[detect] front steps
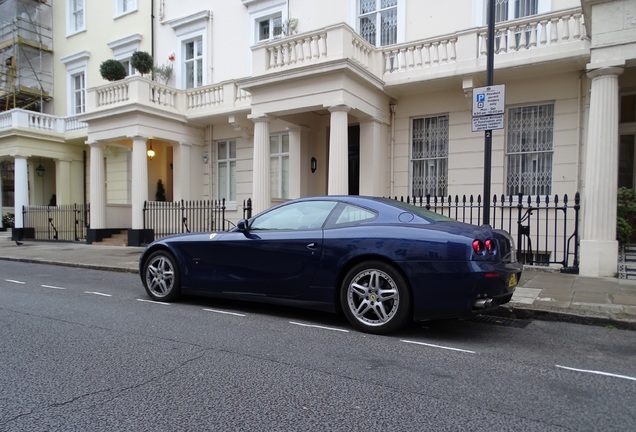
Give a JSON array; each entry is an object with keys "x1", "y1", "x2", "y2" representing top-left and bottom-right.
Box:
[{"x1": 94, "y1": 230, "x2": 128, "y2": 246}]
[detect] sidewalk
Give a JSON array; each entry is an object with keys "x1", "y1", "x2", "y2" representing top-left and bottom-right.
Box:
[{"x1": 1, "y1": 231, "x2": 635, "y2": 329}]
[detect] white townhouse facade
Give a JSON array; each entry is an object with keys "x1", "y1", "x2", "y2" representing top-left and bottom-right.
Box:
[{"x1": 1, "y1": 0, "x2": 636, "y2": 278}]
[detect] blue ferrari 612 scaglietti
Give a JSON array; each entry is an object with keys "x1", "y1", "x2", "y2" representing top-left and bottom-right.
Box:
[{"x1": 139, "y1": 196, "x2": 522, "y2": 334}]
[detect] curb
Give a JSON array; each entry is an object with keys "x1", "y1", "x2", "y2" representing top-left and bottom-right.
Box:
[
  {"x1": 484, "y1": 304, "x2": 636, "y2": 331},
  {"x1": 0, "y1": 256, "x2": 139, "y2": 274}
]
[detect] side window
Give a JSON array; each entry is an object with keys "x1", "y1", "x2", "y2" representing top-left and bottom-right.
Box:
[
  {"x1": 506, "y1": 103, "x2": 554, "y2": 196},
  {"x1": 358, "y1": 0, "x2": 398, "y2": 46},
  {"x1": 183, "y1": 36, "x2": 204, "y2": 89},
  {"x1": 115, "y1": 0, "x2": 137, "y2": 18},
  {"x1": 411, "y1": 114, "x2": 449, "y2": 197},
  {"x1": 270, "y1": 133, "x2": 289, "y2": 199},
  {"x1": 334, "y1": 204, "x2": 376, "y2": 225},
  {"x1": 257, "y1": 13, "x2": 283, "y2": 42},
  {"x1": 251, "y1": 201, "x2": 337, "y2": 231},
  {"x1": 60, "y1": 51, "x2": 89, "y2": 115},
  {"x1": 217, "y1": 139, "x2": 237, "y2": 202},
  {"x1": 67, "y1": 0, "x2": 85, "y2": 35}
]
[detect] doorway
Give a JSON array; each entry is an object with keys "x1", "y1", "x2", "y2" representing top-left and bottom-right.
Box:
[{"x1": 348, "y1": 125, "x2": 359, "y2": 195}]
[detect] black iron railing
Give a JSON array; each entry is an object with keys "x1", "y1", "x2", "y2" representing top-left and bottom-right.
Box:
[
  {"x1": 22, "y1": 204, "x2": 89, "y2": 241},
  {"x1": 143, "y1": 199, "x2": 253, "y2": 239},
  {"x1": 393, "y1": 193, "x2": 580, "y2": 272}
]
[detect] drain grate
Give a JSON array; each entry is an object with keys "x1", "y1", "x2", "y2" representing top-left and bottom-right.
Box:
[{"x1": 471, "y1": 314, "x2": 532, "y2": 328}]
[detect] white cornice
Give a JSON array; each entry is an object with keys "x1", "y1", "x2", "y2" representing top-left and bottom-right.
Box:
[
  {"x1": 60, "y1": 50, "x2": 90, "y2": 65},
  {"x1": 167, "y1": 10, "x2": 212, "y2": 30}
]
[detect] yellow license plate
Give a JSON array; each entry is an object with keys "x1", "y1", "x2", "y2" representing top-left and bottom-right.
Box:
[{"x1": 508, "y1": 274, "x2": 518, "y2": 287}]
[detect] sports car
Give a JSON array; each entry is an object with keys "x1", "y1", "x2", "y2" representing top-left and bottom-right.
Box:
[{"x1": 139, "y1": 196, "x2": 522, "y2": 334}]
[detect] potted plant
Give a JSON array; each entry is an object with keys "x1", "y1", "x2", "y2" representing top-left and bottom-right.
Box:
[
  {"x1": 131, "y1": 51, "x2": 153, "y2": 77},
  {"x1": 99, "y1": 59, "x2": 127, "y2": 81}
]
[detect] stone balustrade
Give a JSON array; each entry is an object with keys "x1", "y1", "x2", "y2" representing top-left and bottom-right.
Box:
[
  {"x1": 88, "y1": 76, "x2": 251, "y2": 117},
  {"x1": 0, "y1": 109, "x2": 86, "y2": 133},
  {"x1": 478, "y1": 8, "x2": 585, "y2": 56}
]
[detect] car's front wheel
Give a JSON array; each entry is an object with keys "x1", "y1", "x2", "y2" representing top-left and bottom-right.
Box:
[
  {"x1": 143, "y1": 250, "x2": 181, "y2": 301},
  {"x1": 340, "y1": 261, "x2": 411, "y2": 334}
]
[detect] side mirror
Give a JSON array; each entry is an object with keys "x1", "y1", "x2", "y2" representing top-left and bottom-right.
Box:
[{"x1": 237, "y1": 219, "x2": 249, "y2": 231}]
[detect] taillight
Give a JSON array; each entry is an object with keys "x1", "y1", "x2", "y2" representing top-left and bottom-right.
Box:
[
  {"x1": 473, "y1": 239, "x2": 496, "y2": 256},
  {"x1": 472, "y1": 240, "x2": 483, "y2": 255},
  {"x1": 485, "y1": 239, "x2": 495, "y2": 254}
]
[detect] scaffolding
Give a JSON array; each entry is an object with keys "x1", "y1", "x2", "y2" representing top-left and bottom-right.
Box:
[{"x1": 0, "y1": 0, "x2": 52, "y2": 112}]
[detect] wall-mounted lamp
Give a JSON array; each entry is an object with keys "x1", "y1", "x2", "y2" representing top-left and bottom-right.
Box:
[
  {"x1": 310, "y1": 157, "x2": 317, "y2": 173},
  {"x1": 202, "y1": 153, "x2": 209, "y2": 164},
  {"x1": 35, "y1": 161, "x2": 45, "y2": 177},
  {"x1": 147, "y1": 144, "x2": 155, "y2": 160}
]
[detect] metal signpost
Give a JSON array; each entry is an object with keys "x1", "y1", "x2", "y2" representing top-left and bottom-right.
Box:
[{"x1": 477, "y1": 0, "x2": 499, "y2": 226}]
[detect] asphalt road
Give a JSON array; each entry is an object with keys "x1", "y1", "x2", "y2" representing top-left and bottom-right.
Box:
[{"x1": 1, "y1": 261, "x2": 635, "y2": 431}]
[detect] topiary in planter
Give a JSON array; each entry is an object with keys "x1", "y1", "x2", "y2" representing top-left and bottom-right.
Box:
[
  {"x1": 617, "y1": 187, "x2": 636, "y2": 244},
  {"x1": 99, "y1": 59, "x2": 127, "y2": 81},
  {"x1": 131, "y1": 51, "x2": 153, "y2": 76}
]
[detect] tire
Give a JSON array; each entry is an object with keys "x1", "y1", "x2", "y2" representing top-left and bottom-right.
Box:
[
  {"x1": 340, "y1": 261, "x2": 411, "y2": 334},
  {"x1": 143, "y1": 250, "x2": 181, "y2": 301}
]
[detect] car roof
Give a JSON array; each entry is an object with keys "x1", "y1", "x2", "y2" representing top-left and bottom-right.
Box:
[{"x1": 289, "y1": 195, "x2": 453, "y2": 223}]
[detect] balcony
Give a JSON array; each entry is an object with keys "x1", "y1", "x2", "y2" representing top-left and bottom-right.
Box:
[
  {"x1": 0, "y1": 109, "x2": 87, "y2": 136},
  {"x1": 251, "y1": 7, "x2": 590, "y2": 88},
  {"x1": 86, "y1": 76, "x2": 252, "y2": 122}
]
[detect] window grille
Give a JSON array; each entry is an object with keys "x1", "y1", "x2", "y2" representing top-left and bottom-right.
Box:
[
  {"x1": 494, "y1": 0, "x2": 537, "y2": 22},
  {"x1": 411, "y1": 115, "x2": 448, "y2": 197},
  {"x1": 359, "y1": 0, "x2": 397, "y2": 47},
  {"x1": 506, "y1": 104, "x2": 554, "y2": 196}
]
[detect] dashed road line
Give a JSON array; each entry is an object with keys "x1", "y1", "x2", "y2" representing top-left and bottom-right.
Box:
[
  {"x1": 203, "y1": 308, "x2": 246, "y2": 317},
  {"x1": 556, "y1": 365, "x2": 636, "y2": 382},
  {"x1": 41, "y1": 284, "x2": 66, "y2": 290},
  {"x1": 85, "y1": 291, "x2": 112, "y2": 297},
  {"x1": 5, "y1": 279, "x2": 25, "y2": 284},
  {"x1": 136, "y1": 298, "x2": 170, "y2": 305},
  {"x1": 401, "y1": 339, "x2": 476, "y2": 354},
  {"x1": 289, "y1": 321, "x2": 349, "y2": 332}
]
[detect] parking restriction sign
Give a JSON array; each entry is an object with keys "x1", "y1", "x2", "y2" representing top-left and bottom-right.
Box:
[{"x1": 472, "y1": 84, "x2": 505, "y2": 117}]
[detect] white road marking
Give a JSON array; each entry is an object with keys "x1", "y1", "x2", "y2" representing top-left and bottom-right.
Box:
[
  {"x1": 203, "y1": 308, "x2": 246, "y2": 317},
  {"x1": 556, "y1": 365, "x2": 636, "y2": 382},
  {"x1": 401, "y1": 340, "x2": 476, "y2": 354},
  {"x1": 136, "y1": 298, "x2": 170, "y2": 305},
  {"x1": 289, "y1": 321, "x2": 349, "y2": 333},
  {"x1": 85, "y1": 291, "x2": 112, "y2": 297},
  {"x1": 41, "y1": 285, "x2": 66, "y2": 290},
  {"x1": 5, "y1": 279, "x2": 25, "y2": 284}
]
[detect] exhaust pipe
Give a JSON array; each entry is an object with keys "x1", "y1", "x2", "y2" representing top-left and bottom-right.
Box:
[{"x1": 474, "y1": 298, "x2": 493, "y2": 309}]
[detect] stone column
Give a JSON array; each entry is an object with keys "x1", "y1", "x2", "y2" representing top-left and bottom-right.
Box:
[
  {"x1": 580, "y1": 66, "x2": 623, "y2": 277},
  {"x1": 89, "y1": 142, "x2": 106, "y2": 229},
  {"x1": 55, "y1": 159, "x2": 72, "y2": 205},
  {"x1": 251, "y1": 115, "x2": 271, "y2": 214},
  {"x1": 13, "y1": 156, "x2": 28, "y2": 229},
  {"x1": 131, "y1": 136, "x2": 149, "y2": 230},
  {"x1": 328, "y1": 105, "x2": 350, "y2": 195},
  {"x1": 359, "y1": 119, "x2": 388, "y2": 196}
]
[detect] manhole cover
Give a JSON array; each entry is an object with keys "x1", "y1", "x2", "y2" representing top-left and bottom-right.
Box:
[{"x1": 471, "y1": 314, "x2": 531, "y2": 328}]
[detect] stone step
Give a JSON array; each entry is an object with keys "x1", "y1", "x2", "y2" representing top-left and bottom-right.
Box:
[{"x1": 95, "y1": 231, "x2": 127, "y2": 247}]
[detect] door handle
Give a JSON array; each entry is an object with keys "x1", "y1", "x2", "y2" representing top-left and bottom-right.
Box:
[{"x1": 306, "y1": 242, "x2": 318, "y2": 250}]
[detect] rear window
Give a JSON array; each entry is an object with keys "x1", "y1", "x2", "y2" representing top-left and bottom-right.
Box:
[{"x1": 383, "y1": 199, "x2": 454, "y2": 222}]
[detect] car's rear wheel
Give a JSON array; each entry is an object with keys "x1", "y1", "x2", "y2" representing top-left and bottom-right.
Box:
[
  {"x1": 340, "y1": 261, "x2": 411, "y2": 334},
  {"x1": 143, "y1": 250, "x2": 181, "y2": 301}
]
